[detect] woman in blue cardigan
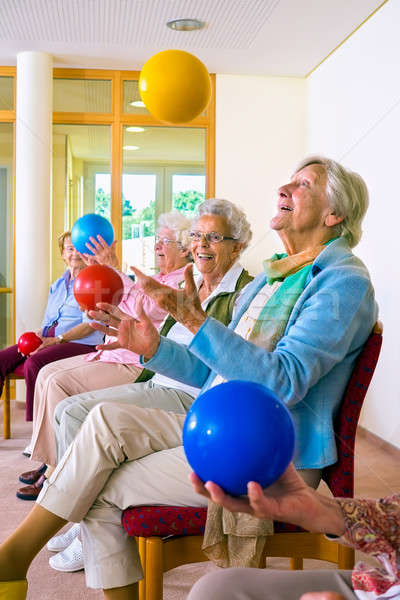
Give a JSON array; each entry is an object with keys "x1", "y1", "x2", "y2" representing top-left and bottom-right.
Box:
[{"x1": 0, "y1": 157, "x2": 378, "y2": 599}]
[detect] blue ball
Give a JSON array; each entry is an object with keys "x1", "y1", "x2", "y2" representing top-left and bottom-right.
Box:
[
  {"x1": 71, "y1": 213, "x2": 114, "y2": 255},
  {"x1": 183, "y1": 380, "x2": 295, "y2": 496}
]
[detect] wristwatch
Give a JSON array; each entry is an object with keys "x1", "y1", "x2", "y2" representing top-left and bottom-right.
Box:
[{"x1": 57, "y1": 334, "x2": 66, "y2": 343}]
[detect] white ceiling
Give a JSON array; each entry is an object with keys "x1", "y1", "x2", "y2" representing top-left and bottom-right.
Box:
[{"x1": 0, "y1": 0, "x2": 385, "y2": 77}]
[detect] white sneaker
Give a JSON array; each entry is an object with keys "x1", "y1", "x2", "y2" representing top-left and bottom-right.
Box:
[
  {"x1": 49, "y1": 537, "x2": 84, "y2": 572},
  {"x1": 47, "y1": 523, "x2": 80, "y2": 552}
]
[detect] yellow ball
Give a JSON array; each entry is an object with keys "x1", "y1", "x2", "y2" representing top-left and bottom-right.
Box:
[{"x1": 139, "y1": 50, "x2": 211, "y2": 124}]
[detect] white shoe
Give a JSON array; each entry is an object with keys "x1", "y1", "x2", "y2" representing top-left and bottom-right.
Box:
[
  {"x1": 49, "y1": 537, "x2": 84, "y2": 572},
  {"x1": 47, "y1": 523, "x2": 80, "y2": 552}
]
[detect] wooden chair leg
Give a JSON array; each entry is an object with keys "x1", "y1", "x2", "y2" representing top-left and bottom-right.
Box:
[
  {"x1": 290, "y1": 557, "x2": 303, "y2": 570},
  {"x1": 3, "y1": 376, "x2": 10, "y2": 439},
  {"x1": 137, "y1": 537, "x2": 146, "y2": 600},
  {"x1": 145, "y1": 537, "x2": 164, "y2": 600},
  {"x1": 338, "y1": 545, "x2": 354, "y2": 570}
]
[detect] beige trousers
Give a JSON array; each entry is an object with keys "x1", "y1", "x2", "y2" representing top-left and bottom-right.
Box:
[
  {"x1": 30, "y1": 354, "x2": 142, "y2": 465},
  {"x1": 37, "y1": 401, "x2": 204, "y2": 590},
  {"x1": 37, "y1": 399, "x2": 321, "y2": 590}
]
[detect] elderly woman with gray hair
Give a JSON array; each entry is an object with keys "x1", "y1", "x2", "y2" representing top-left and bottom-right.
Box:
[
  {"x1": 12, "y1": 198, "x2": 252, "y2": 575},
  {"x1": 0, "y1": 158, "x2": 377, "y2": 600}
]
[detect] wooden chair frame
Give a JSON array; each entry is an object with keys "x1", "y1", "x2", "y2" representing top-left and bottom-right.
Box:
[{"x1": 2, "y1": 371, "x2": 24, "y2": 439}]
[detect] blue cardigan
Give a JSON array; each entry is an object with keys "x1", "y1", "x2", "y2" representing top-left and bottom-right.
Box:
[{"x1": 144, "y1": 238, "x2": 378, "y2": 469}]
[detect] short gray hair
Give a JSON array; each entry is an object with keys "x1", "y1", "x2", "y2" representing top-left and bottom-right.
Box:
[
  {"x1": 157, "y1": 211, "x2": 192, "y2": 249},
  {"x1": 294, "y1": 156, "x2": 369, "y2": 247},
  {"x1": 193, "y1": 198, "x2": 252, "y2": 251}
]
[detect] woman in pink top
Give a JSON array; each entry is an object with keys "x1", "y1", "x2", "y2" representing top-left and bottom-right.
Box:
[{"x1": 22, "y1": 211, "x2": 192, "y2": 479}]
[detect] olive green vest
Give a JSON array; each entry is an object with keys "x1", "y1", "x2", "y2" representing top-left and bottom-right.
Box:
[{"x1": 135, "y1": 268, "x2": 253, "y2": 383}]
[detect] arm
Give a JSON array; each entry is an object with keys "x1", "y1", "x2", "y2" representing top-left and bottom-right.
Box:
[
  {"x1": 32, "y1": 322, "x2": 94, "y2": 353},
  {"x1": 188, "y1": 268, "x2": 376, "y2": 406},
  {"x1": 190, "y1": 463, "x2": 346, "y2": 536},
  {"x1": 88, "y1": 300, "x2": 212, "y2": 389}
]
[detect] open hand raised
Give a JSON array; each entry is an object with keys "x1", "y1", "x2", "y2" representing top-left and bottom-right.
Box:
[
  {"x1": 130, "y1": 263, "x2": 207, "y2": 334},
  {"x1": 80, "y1": 235, "x2": 120, "y2": 269},
  {"x1": 89, "y1": 297, "x2": 160, "y2": 359}
]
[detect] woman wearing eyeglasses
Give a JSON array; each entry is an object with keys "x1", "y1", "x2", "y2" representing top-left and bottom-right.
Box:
[{"x1": 16, "y1": 200, "x2": 252, "y2": 574}]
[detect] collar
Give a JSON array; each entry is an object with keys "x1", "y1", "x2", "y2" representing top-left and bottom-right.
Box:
[
  {"x1": 311, "y1": 236, "x2": 352, "y2": 275},
  {"x1": 62, "y1": 270, "x2": 72, "y2": 286},
  {"x1": 194, "y1": 261, "x2": 245, "y2": 307}
]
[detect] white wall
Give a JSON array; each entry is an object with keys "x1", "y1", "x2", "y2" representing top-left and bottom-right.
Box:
[
  {"x1": 215, "y1": 74, "x2": 307, "y2": 274},
  {"x1": 308, "y1": 0, "x2": 400, "y2": 447}
]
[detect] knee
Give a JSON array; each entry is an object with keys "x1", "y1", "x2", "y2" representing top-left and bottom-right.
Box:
[
  {"x1": 26, "y1": 358, "x2": 51, "y2": 381},
  {"x1": 85, "y1": 402, "x2": 110, "y2": 426},
  {"x1": 188, "y1": 570, "x2": 243, "y2": 600},
  {"x1": 54, "y1": 398, "x2": 70, "y2": 425}
]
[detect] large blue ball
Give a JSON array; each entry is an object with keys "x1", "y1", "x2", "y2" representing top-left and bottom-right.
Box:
[
  {"x1": 71, "y1": 213, "x2": 114, "y2": 255},
  {"x1": 183, "y1": 380, "x2": 295, "y2": 496}
]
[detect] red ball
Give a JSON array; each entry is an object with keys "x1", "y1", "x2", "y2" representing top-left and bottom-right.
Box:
[
  {"x1": 18, "y1": 331, "x2": 42, "y2": 356},
  {"x1": 73, "y1": 265, "x2": 124, "y2": 311}
]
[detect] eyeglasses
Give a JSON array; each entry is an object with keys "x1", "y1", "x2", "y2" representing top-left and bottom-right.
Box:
[
  {"x1": 189, "y1": 231, "x2": 237, "y2": 244},
  {"x1": 155, "y1": 235, "x2": 181, "y2": 246}
]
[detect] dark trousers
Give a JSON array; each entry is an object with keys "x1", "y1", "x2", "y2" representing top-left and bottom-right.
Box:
[{"x1": 0, "y1": 343, "x2": 95, "y2": 421}]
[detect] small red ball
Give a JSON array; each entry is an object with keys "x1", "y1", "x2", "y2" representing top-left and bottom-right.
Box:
[{"x1": 18, "y1": 332, "x2": 42, "y2": 356}]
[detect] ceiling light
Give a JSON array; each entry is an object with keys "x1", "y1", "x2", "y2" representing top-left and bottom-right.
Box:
[
  {"x1": 129, "y1": 100, "x2": 146, "y2": 108},
  {"x1": 126, "y1": 127, "x2": 145, "y2": 133},
  {"x1": 123, "y1": 145, "x2": 139, "y2": 151},
  {"x1": 167, "y1": 18, "x2": 205, "y2": 31}
]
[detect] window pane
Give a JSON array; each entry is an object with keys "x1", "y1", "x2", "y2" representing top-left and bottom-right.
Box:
[
  {"x1": 0, "y1": 122, "x2": 14, "y2": 347},
  {"x1": 172, "y1": 174, "x2": 206, "y2": 218},
  {"x1": 121, "y1": 125, "x2": 206, "y2": 273},
  {"x1": 0, "y1": 123, "x2": 14, "y2": 289},
  {"x1": 122, "y1": 80, "x2": 150, "y2": 115},
  {"x1": 121, "y1": 174, "x2": 157, "y2": 274},
  {"x1": 52, "y1": 124, "x2": 111, "y2": 279},
  {"x1": 0, "y1": 77, "x2": 14, "y2": 110},
  {"x1": 0, "y1": 292, "x2": 12, "y2": 349},
  {"x1": 53, "y1": 79, "x2": 112, "y2": 112}
]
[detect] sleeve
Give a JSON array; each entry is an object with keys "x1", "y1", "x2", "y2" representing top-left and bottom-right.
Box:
[
  {"x1": 334, "y1": 495, "x2": 400, "y2": 561},
  {"x1": 188, "y1": 267, "x2": 377, "y2": 407},
  {"x1": 143, "y1": 335, "x2": 212, "y2": 389},
  {"x1": 41, "y1": 282, "x2": 56, "y2": 328},
  {"x1": 119, "y1": 272, "x2": 181, "y2": 323}
]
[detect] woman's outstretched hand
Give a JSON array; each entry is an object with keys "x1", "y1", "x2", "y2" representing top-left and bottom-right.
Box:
[
  {"x1": 80, "y1": 235, "x2": 120, "y2": 269},
  {"x1": 89, "y1": 297, "x2": 160, "y2": 359},
  {"x1": 189, "y1": 464, "x2": 346, "y2": 536},
  {"x1": 130, "y1": 263, "x2": 207, "y2": 334}
]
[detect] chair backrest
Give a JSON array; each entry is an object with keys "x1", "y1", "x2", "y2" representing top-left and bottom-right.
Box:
[{"x1": 322, "y1": 321, "x2": 383, "y2": 497}]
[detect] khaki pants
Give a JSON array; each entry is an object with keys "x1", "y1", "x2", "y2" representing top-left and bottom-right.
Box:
[
  {"x1": 53, "y1": 380, "x2": 195, "y2": 463},
  {"x1": 37, "y1": 401, "x2": 205, "y2": 590},
  {"x1": 30, "y1": 354, "x2": 142, "y2": 465},
  {"x1": 187, "y1": 568, "x2": 355, "y2": 600}
]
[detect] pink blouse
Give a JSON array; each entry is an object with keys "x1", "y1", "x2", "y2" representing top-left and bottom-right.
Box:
[{"x1": 85, "y1": 267, "x2": 186, "y2": 366}]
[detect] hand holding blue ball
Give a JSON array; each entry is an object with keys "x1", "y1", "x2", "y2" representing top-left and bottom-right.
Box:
[
  {"x1": 71, "y1": 213, "x2": 114, "y2": 255},
  {"x1": 183, "y1": 380, "x2": 295, "y2": 496}
]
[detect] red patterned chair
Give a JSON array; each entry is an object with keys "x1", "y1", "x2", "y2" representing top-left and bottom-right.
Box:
[
  {"x1": 2, "y1": 363, "x2": 25, "y2": 439},
  {"x1": 122, "y1": 322, "x2": 383, "y2": 600}
]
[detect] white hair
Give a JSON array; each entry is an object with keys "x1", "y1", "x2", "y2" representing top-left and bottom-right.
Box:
[
  {"x1": 157, "y1": 211, "x2": 192, "y2": 249},
  {"x1": 193, "y1": 198, "x2": 252, "y2": 251},
  {"x1": 294, "y1": 156, "x2": 369, "y2": 247}
]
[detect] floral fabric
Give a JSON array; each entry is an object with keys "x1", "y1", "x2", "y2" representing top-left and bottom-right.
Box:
[{"x1": 336, "y1": 495, "x2": 400, "y2": 599}]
